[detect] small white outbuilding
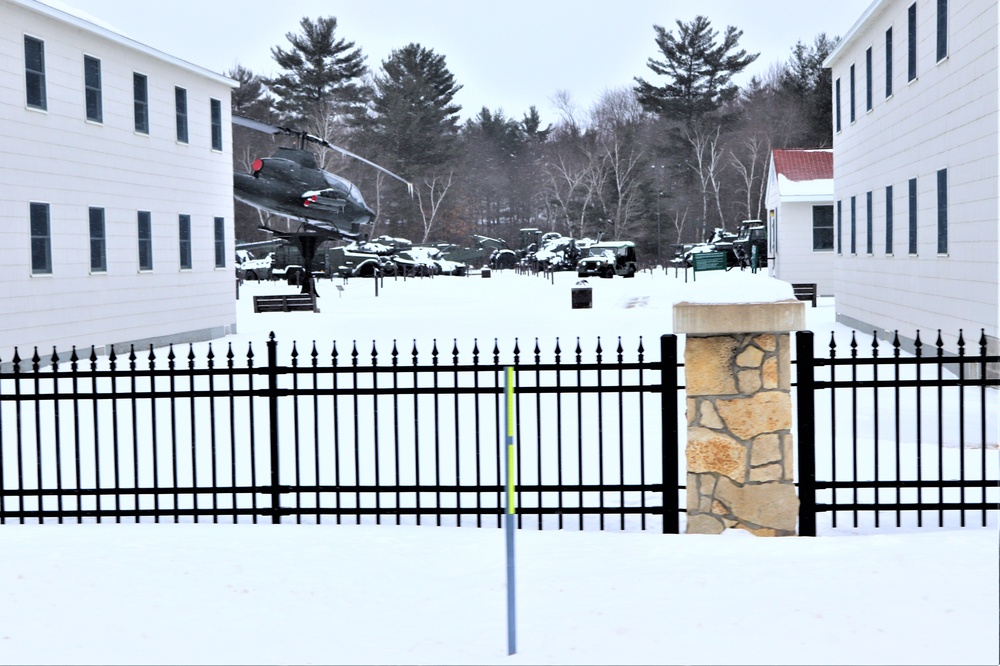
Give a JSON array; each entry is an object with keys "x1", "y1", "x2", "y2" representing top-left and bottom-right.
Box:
[{"x1": 764, "y1": 149, "x2": 834, "y2": 296}]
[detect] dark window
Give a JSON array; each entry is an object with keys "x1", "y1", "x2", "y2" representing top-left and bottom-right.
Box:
[
  {"x1": 908, "y1": 3, "x2": 917, "y2": 81},
  {"x1": 214, "y1": 217, "x2": 226, "y2": 268},
  {"x1": 84, "y1": 55, "x2": 102, "y2": 122},
  {"x1": 908, "y1": 178, "x2": 918, "y2": 254},
  {"x1": 850, "y1": 196, "x2": 857, "y2": 254},
  {"x1": 937, "y1": 168, "x2": 948, "y2": 254},
  {"x1": 836, "y1": 200, "x2": 843, "y2": 254},
  {"x1": 866, "y1": 191, "x2": 873, "y2": 254},
  {"x1": 812, "y1": 205, "x2": 834, "y2": 251},
  {"x1": 24, "y1": 36, "x2": 46, "y2": 110},
  {"x1": 885, "y1": 185, "x2": 894, "y2": 254},
  {"x1": 849, "y1": 64, "x2": 856, "y2": 123},
  {"x1": 937, "y1": 0, "x2": 948, "y2": 61},
  {"x1": 175, "y1": 87, "x2": 188, "y2": 143},
  {"x1": 30, "y1": 202, "x2": 51, "y2": 274},
  {"x1": 865, "y1": 47, "x2": 873, "y2": 111},
  {"x1": 179, "y1": 214, "x2": 192, "y2": 269},
  {"x1": 134, "y1": 73, "x2": 149, "y2": 134},
  {"x1": 835, "y1": 78, "x2": 842, "y2": 132},
  {"x1": 210, "y1": 98, "x2": 223, "y2": 150},
  {"x1": 89, "y1": 207, "x2": 106, "y2": 272},
  {"x1": 885, "y1": 27, "x2": 894, "y2": 97},
  {"x1": 138, "y1": 211, "x2": 153, "y2": 270}
]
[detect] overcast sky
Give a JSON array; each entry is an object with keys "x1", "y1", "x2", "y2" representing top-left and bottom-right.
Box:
[{"x1": 50, "y1": 0, "x2": 873, "y2": 125}]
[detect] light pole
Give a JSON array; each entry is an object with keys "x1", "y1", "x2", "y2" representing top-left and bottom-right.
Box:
[
  {"x1": 656, "y1": 191, "x2": 662, "y2": 261},
  {"x1": 651, "y1": 164, "x2": 664, "y2": 263}
]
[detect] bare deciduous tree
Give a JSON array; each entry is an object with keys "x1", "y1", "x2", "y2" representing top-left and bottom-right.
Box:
[{"x1": 414, "y1": 170, "x2": 454, "y2": 243}]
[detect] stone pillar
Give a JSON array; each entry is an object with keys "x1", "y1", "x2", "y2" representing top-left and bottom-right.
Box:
[{"x1": 673, "y1": 300, "x2": 805, "y2": 536}]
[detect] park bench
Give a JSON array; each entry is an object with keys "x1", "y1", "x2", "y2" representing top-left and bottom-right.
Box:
[
  {"x1": 252, "y1": 293, "x2": 319, "y2": 313},
  {"x1": 791, "y1": 282, "x2": 818, "y2": 307},
  {"x1": 691, "y1": 251, "x2": 729, "y2": 280}
]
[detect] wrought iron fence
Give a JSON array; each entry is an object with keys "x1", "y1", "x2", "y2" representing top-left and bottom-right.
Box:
[
  {"x1": 0, "y1": 334, "x2": 681, "y2": 531},
  {"x1": 796, "y1": 329, "x2": 1000, "y2": 536},
  {"x1": 3, "y1": 326, "x2": 997, "y2": 536}
]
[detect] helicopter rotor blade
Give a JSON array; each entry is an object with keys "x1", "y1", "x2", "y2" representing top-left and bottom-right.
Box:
[
  {"x1": 305, "y1": 133, "x2": 413, "y2": 195},
  {"x1": 234, "y1": 115, "x2": 414, "y2": 196},
  {"x1": 233, "y1": 115, "x2": 288, "y2": 136}
]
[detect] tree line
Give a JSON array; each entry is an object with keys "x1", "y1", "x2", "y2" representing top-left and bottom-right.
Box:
[{"x1": 231, "y1": 15, "x2": 838, "y2": 262}]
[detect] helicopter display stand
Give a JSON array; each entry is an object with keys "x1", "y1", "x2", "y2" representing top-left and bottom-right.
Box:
[{"x1": 261, "y1": 227, "x2": 339, "y2": 297}]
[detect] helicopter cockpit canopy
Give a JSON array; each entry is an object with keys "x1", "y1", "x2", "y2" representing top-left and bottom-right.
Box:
[{"x1": 322, "y1": 170, "x2": 367, "y2": 209}]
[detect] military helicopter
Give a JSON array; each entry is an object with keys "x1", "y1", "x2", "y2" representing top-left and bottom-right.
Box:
[
  {"x1": 233, "y1": 115, "x2": 411, "y2": 241},
  {"x1": 233, "y1": 115, "x2": 412, "y2": 294}
]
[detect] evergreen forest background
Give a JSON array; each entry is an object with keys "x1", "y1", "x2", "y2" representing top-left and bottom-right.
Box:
[{"x1": 231, "y1": 15, "x2": 839, "y2": 262}]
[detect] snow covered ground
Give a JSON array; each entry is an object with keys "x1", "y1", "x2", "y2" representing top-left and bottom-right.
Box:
[{"x1": 1, "y1": 268, "x2": 997, "y2": 665}]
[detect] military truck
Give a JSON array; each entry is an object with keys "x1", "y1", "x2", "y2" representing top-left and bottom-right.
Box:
[{"x1": 576, "y1": 241, "x2": 638, "y2": 278}]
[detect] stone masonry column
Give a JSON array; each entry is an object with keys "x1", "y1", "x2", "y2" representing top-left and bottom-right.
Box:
[{"x1": 673, "y1": 300, "x2": 805, "y2": 536}]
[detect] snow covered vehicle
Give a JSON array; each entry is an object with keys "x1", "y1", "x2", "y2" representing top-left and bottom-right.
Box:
[
  {"x1": 576, "y1": 241, "x2": 638, "y2": 278},
  {"x1": 235, "y1": 249, "x2": 273, "y2": 281}
]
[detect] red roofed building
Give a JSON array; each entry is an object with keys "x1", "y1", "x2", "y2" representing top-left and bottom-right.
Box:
[{"x1": 765, "y1": 149, "x2": 835, "y2": 296}]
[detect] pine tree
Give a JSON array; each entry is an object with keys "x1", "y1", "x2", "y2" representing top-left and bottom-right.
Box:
[
  {"x1": 266, "y1": 16, "x2": 367, "y2": 135},
  {"x1": 634, "y1": 15, "x2": 758, "y2": 125},
  {"x1": 364, "y1": 43, "x2": 463, "y2": 174},
  {"x1": 779, "y1": 33, "x2": 840, "y2": 146}
]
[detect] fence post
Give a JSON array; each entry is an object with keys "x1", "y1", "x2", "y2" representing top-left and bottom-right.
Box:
[
  {"x1": 267, "y1": 332, "x2": 281, "y2": 524},
  {"x1": 660, "y1": 335, "x2": 679, "y2": 534},
  {"x1": 673, "y1": 300, "x2": 804, "y2": 536},
  {"x1": 795, "y1": 331, "x2": 817, "y2": 537}
]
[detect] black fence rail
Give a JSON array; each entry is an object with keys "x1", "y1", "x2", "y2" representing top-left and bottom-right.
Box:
[
  {"x1": 0, "y1": 335, "x2": 681, "y2": 532},
  {"x1": 796, "y1": 329, "x2": 1000, "y2": 536}
]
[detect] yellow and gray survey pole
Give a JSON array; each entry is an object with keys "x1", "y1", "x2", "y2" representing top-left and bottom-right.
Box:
[{"x1": 504, "y1": 366, "x2": 516, "y2": 656}]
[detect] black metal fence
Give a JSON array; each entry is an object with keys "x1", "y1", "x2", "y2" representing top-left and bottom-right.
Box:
[
  {"x1": 796, "y1": 329, "x2": 1000, "y2": 536},
  {"x1": 2, "y1": 328, "x2": 997, "y2": 535},
  {"x1": 0, "y1": 335, "x2": 681, "y2": 531}
]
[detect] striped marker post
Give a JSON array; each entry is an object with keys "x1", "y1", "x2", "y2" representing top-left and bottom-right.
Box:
[{"x1": 504, "y1": 366, "x2": 517, "y2": 656}]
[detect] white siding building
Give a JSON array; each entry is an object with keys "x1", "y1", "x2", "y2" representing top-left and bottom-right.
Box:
[
  {"x1": 1, "y1": 0, "x2": 238, "y2": 364},
  {"x1": 824, "y1": 0, "x2": 998, "y2": 353},
  {"x1": 765, "y1": 149, "x2": 835, "y2": 296}
]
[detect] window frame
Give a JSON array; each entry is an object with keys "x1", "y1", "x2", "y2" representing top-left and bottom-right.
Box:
[
  {"x1": 133, "y1": 72, "x2": 149, "y2": 134},
  {"x1": 885, "y1": 27, "x2": 894, "y2": 98},
  {"x1": 835, "y1": 78, "x2": 842, "y2": 132},
  {"x1": 849, "y1": 64, "x2": 856, "y2": 123},
  {"x1": 885, "y1": 184, "x2": 894, "y2": 255},
  {"x1": 866, "y1": 191, "x2": 874, "y2": 255},
  {"x1": 138, "y1": 210, "x2": 153, "y2": 271},
  {"x1": 908, "y1": 178, "x2": 918, "y2": 255},
  {"x1": 811, "y1": 205, "x2": 835, "y2": 252},
  {"x1": 178, "y1": 214, "x2": 192, "y2": 270},
  {"x1": 210, "y1": 98, "x2": 223, "y2": 151},
  {"x1": 836, "y1": 199, "x2": 843, "y2": 254},
  {"x1": 908, "y1": 3, "x2": 917, "y2": 82},
  {"x1": 24, "y1": 35, "x2": 47, "y2": 110},
  {"x1": 214, "y1": 217, "x2": 226, "y2": 268},
  {"x1": 850, "y1": 196, "x2": 857, "y2": 254},
  {"x1": 175, "y1": 86, "x2": 189, "y2": 144},
  {"x1": 937, "y1": 168, "x2": 948, "y2": 255},
  {"x1": 937, "y1": 0, "x2": 948, "y2": 62},
  {"x1": 89, "y1": 206, "x2": 107, "y2": 273},
  {"x1": 29, "y1": 202, "x2": 52, "y2": 275},
  {"x1": 84, "y1": 55, "x2": 103, "y2": 123},
  {"x1": 865, "y1": 47, "x2": 873, "y2": 112}
]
